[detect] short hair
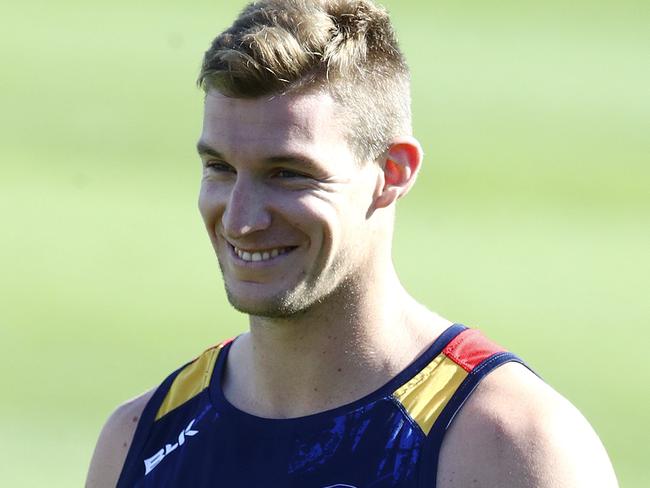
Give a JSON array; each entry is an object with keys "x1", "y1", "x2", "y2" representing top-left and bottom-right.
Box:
[{"x1": 198, "y1": 0, "x2": 412, "y2": 162}]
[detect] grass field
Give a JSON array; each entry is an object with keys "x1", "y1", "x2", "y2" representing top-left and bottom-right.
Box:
[{"x1": 1, "y1": 1, "x2": 648, "y2": 486}]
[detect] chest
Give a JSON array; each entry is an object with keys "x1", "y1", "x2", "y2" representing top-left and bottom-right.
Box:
[{"x1": 135, "y1": 399, "x2": 428, "y2": 488}]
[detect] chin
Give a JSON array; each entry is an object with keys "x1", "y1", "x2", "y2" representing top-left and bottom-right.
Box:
[
  {"x1": 224, "y1": 285, "x2": 312, "y2": 319},
  {"x1": 221, "y1": 269, "x2": 354, "y2": 320}
]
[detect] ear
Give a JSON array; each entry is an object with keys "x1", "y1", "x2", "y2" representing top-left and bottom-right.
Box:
[{"x1": 373, "y1": 137, "x2": 423, "y2": 210}]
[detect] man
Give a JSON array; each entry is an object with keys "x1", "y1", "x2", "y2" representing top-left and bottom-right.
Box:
[{"x1": 87, "y1": 0, "x2": 618, "y2": 486}]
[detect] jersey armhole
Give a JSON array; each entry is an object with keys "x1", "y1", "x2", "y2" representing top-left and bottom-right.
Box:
[
  {"x1": 116, "y1": 364, "x2": 186, "y2": 487},
  {"x1": 417, "y1": 352, "x2": 536, "y2": 487}
]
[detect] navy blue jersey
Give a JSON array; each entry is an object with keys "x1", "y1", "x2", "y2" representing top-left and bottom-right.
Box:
[{"x1": 118, "y1": 324, "x2": 526, "y2": 487}]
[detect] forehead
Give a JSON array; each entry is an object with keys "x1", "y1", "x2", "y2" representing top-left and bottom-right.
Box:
[{"x1": 200, "y1": 90, "x2": 350, "y2": 161}]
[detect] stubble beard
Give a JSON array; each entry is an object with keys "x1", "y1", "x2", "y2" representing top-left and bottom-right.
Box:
[
  {"x1": 223, "y1": 280, "x2": 315, "y2": 318},
  {"x1": 218, "y1": 254, "x2": 359, "y2": 320}
]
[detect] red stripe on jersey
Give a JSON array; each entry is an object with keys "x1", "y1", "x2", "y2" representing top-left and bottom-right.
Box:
[{"x1": 443, "y1": 329, "x2": 506, "y2": 372}]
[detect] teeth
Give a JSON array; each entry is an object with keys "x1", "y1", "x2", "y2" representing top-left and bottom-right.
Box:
[{"x1": 233, "y1": 246, "x2": 292, "y2": 262}]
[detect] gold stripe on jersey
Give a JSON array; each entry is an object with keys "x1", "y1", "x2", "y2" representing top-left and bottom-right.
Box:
[
  {"x1": 393, "y1": 354, "x2": 468, "y2": 435},
  {"x1": 155, "y1": 343, "x2": 225, "y2": 421}
]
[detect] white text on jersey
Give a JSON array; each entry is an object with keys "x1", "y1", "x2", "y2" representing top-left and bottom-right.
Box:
[{"x1": 144, "y1": 419, "x2": 199, "y2": 475}]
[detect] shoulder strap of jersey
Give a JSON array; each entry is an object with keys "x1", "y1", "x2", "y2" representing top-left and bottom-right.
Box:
[
  {"x1": 117, "y1": 339, "x2": 232, "y2": 487},
  {"x1": 394, "y1": 328, "x2": 531, "y2": 487}
]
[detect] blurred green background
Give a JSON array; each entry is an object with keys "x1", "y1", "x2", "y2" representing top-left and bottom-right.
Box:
[{"x1": 1, "y1": 0, "x2": 648, "y2": 486}]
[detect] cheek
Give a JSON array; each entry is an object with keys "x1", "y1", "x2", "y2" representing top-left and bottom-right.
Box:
[
  {"x1": 198, "y1": 182, "x2": 225, "y2": 229},
  {"x1": 334, "y1": 186, "x2": 376, "y2": 250},
  {"x1": 307, "y1": 196, "x2": 357, "y2": 252},
  {"x1": 274, "y1": 193, "x2": 336, "y2": 250}
]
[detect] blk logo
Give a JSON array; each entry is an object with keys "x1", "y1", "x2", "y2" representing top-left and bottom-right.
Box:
[{"x1": 144, "y1": 419, "x2": 199, "y2": 475}]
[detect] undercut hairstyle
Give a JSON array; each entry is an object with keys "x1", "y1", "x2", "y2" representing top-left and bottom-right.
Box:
[{"x1": 198, "y1": 0, "x2": 412, "y2": 162}]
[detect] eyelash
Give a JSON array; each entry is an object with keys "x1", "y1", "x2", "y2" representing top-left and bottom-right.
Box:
[
  {"x1": 205, "y1": 162, "x2": 307, "y2": 180},
  {"x1": 205, "y1": 160, "x2": 235, "y2": 173},
  {"x1": 274, "y1": 169, "x2": 305, "y2": 179}
]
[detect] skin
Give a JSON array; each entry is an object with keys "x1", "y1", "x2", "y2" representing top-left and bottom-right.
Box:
[
  {"x1": 196, "y1": 90, "x2": 448, "y2": 417},
  {"x1": 86, "y1": 90, "x2": 618, "y2": 487}
]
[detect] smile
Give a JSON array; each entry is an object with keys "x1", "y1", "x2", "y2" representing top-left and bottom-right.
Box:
[{"x1": 231, "y1": 244, "x2": 296, "y2": 262}]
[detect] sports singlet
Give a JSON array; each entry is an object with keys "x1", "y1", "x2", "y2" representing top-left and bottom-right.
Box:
[{"x1": 117, "y1": 324, "x2": 527, "y2": 487}]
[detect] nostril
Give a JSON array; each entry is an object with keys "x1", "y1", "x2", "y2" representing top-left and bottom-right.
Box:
[{"x1": 222, "y1": 201, "x2": 272, "y2": 238}]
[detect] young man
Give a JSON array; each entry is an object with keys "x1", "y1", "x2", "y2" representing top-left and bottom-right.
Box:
[{"x1": 87, "y1": 1, "x2": 618, "y2": 486}]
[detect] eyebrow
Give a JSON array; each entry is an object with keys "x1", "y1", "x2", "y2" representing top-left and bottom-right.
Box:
[
  {"x1": 196, "y1": 140, "x2": 322, "y2": 171},
  {"x1": 196, "y1": 141, "x2": 223, "y2": 158}
]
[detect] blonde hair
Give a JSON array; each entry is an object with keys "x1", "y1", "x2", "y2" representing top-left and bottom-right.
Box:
[{"x1": 198, "y1": 0, "x2": 412, "y2": 162}]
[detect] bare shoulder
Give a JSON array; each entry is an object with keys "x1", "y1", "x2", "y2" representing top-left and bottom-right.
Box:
[
  {"x1": 437, "y1": 362, "x2": 619, "y2": 488},
  {"x1": 86, "y1": 389, "x2": 156, "y2": 488}
]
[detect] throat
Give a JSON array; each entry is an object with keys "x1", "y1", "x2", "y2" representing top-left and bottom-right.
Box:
[
  {"x1": 221, "y1": 283, "x2": 452, "y2": 419},
  {"x1": 222, "y1": 330, "x2": 403, "y2": 419},
  {"x1": 221, "y1": 318, "x2": 448, "y2": 419}
]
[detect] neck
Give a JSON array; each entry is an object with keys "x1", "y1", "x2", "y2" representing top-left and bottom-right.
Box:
[{"x1": 222, "y1": 264, "x2": 451, "y2": 418}]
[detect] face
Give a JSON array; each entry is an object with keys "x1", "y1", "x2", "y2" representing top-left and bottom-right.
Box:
[{"x1": 197, "y1": 90, "x2": 382, "y2": 318}]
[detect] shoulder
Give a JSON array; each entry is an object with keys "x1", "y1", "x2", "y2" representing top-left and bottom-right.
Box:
[
  {"x1": 437, "y1": 362, "x2": 619, "y2": 488},
  {"x1": 85, "y1": 389, "x2": 155, "y2": 488},
  {"x1": 85, "y1": 341, "x2": 232, "y2": 487}
]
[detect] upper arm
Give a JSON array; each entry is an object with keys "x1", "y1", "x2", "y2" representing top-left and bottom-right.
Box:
[
  {"x1": 86, "y1": 389, "x2": 155, "y2": 488},
  {"x1": 437, "y1": 362, "x2": 619, "y2": 488}
]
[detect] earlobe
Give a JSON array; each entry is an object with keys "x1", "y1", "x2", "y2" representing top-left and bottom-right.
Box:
[{"x1": 373, "y1": 138, "x2": 423, "y2": 210}]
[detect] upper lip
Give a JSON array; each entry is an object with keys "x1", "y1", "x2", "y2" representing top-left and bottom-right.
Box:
[{"x1": 226, "y1": 241, "x2": 298, "y2": 253}]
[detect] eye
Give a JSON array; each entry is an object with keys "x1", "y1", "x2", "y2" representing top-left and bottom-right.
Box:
[
  {"x1": 274, "y1": 168, "x2": 306, "y2": 179},
  {"x1": 205, "y1": 160, "x2": 236, "y2": 174}
]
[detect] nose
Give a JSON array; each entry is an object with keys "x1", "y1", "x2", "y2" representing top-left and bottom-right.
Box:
[{"x1": 221, "y1": 175, "x2": 272, "y2": 239}]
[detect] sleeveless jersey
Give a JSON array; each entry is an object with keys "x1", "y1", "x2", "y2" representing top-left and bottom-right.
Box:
[{"x1": 117, "y1": 324, "x2": 527, "y2": 487}]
